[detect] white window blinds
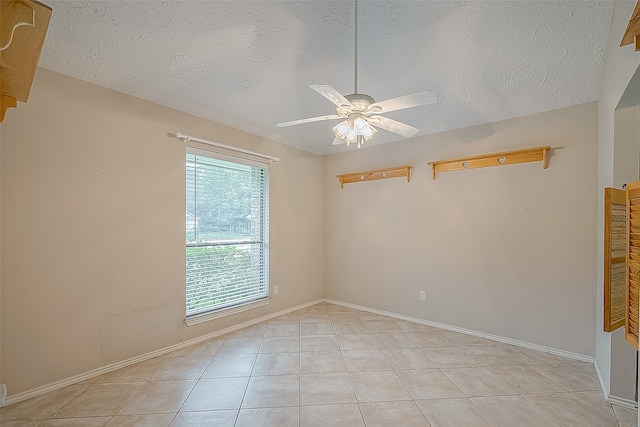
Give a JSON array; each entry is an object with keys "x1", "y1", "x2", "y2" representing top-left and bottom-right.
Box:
[{"x1": 186, "y1": 148, "x2": 269, "y2": 318}]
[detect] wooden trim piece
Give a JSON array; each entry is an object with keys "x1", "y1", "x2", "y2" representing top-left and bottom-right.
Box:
[
  {"x1": 621, "y1": 0, "x2": 640, "y2": 48},
  {"x1": 336, "y1": 165, "x2": 411, "y2": 189},
  {"x1": 0, "y1": 94, "x2": 17, "y2": 122},
  {"x1": 0, "y1": 0, "x2": 52, "y2": 123},
  {"x1": 0, "y1": 0, "x2": 35, "y2": 51},
  {"x1": 426, "y1": 146, "x2": 551, "y2": 180},
  {"x1": 604, "y1": 187, "x2": 626, "y2": 332}
]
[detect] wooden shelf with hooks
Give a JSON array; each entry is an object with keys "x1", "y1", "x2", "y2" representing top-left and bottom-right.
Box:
[
  {"x1": 336, "y1": 165, "x2": 412, "y2": 189},
  {"x1": 426, "y1": 146, "x2": 551, "y2": 180}
]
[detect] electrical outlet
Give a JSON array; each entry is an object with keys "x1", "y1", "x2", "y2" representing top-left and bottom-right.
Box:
[
  {"x1": 274, "y1": 285, "x2": 279, "y2": 295},
  {"x1": 419, "y1": 290, "x2": 426, "y2": 301}
]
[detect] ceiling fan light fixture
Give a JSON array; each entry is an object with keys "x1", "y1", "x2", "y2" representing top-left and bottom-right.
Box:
[
  {"x1": 354, "y1": 117, "x2": 368, "y2": 132},
  {"x1": 364, "y1": 123, "x2": 376, "y2": 139},
  {"x1": 346, "y1": 127, "x2": 357, "y2": 143},
  {"x1": 333, "y1": 120, "x2": 351, "y2": 139},
  {"x1": 333, "y1": 117, "x2": 376, "y2": 148}
]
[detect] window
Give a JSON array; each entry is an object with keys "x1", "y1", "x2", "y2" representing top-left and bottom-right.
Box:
[{"x1": 185, "y1": 147, "x2": 269, "y2": 320}]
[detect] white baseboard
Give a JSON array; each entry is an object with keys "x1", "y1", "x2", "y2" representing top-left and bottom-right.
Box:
[
  {"x1": 593, "y1": 359, "x2": 609, "y2": 403},
  {"x1": 4, "y1": 297, "x2": 602, "y2": 408},
  {"x1": 607, "y1": 394, "x2": 638, "y2": 409},
  {"x1": 322, "y1": 298, "x2": 595, "y2": 363},
  {"x1": 2, "y1": 299, "x2": 323, "y2": 408}
]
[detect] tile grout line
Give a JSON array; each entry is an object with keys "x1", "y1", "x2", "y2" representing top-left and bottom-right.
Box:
[{"x1": 2, "y1": 302, "x2": 633, "y2": 426}]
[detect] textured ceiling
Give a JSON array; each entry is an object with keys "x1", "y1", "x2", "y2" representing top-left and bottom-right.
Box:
[{"x1": 40, "y1": 1, "x2": 614, "y2": 155}]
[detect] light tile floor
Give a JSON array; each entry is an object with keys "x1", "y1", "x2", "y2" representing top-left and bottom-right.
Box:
[{"x1": 1, "y1": 302, "x2": 637, "y2": 426}]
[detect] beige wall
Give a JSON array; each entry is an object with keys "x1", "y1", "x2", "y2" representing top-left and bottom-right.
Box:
[
  {"x1": 0, "y1": 68, "x2": 325, "y2": 395},
  {"x1": 597, "y1": 0, "x2": 640, "y2": 400},
  {"x1": 614, "y1": 106, "x2": 639, "y2": 189},
  {"x1": 325, "y1": 102, "x2": 598, "y2": 356}
]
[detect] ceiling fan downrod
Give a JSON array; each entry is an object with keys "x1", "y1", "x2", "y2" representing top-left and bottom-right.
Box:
[{"x1": 354, "y1": 0, "x2": 359, "y2": 95}]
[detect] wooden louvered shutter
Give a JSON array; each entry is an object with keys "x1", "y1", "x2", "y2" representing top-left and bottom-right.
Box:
[
  {"x1": 604, "y1": 188, "x2": 626, "y2": 332},
  {"x1": 626, "y1": 181, "x2": 640, "y2": 349}
]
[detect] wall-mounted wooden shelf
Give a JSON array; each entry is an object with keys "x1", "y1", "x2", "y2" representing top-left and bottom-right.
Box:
[
  {"x1": 0, "y1": 0, "x2": 52, "y2": 122},
  {"x1": 336, "y1": 165, "x2": 411, "y2": 189},
  {"x1": 426, "y1": 146, "x2": 551, "y2": 180}
]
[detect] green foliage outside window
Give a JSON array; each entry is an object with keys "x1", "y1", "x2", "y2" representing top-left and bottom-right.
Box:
[{"x1": 186, "y1": 245, "x2": 254, "y2": 312}]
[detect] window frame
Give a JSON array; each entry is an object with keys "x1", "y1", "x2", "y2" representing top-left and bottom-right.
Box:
[{"x1": 184, "y1": 146, "x2": 270, "y2": 325}]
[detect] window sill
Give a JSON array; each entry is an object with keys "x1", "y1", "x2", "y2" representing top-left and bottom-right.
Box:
[{"x1": 184, "y1": 298, "x2": 270, "y2": 327}]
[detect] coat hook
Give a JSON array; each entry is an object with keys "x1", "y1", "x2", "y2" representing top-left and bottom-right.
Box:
[{"x1": 381, "y1": 172, "x2": 387, "y2": 178}]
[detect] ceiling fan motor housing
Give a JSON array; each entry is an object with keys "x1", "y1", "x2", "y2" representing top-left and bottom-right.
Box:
[
  {"x1": 337, "y1": 93, "x2": 381, "y2": 118},
  {"x1": 345, "y1": 93, "x2": 375, "y2": 109}
]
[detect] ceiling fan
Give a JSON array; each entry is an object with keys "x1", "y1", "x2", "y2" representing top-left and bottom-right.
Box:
[{"x1": 277, "y1": 0, "x2": 437, "y2": 148}]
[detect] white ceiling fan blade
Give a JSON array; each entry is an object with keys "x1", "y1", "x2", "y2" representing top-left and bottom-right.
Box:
[
  {"x1": 277, "y1": 114, "x2": 342, "y2": 127},
  {"x1": 332, "y1": 137, "x2": 345, "y2": 146},
  {"x1": 369, "y1": 116, "x2": 419, "y2": 138},
  {"x1": 370, "y1": 90, "x2": 437, "y2": 114},
  {"x1": 309, "y1": 84, "x2": 354, "y2": 108}
]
